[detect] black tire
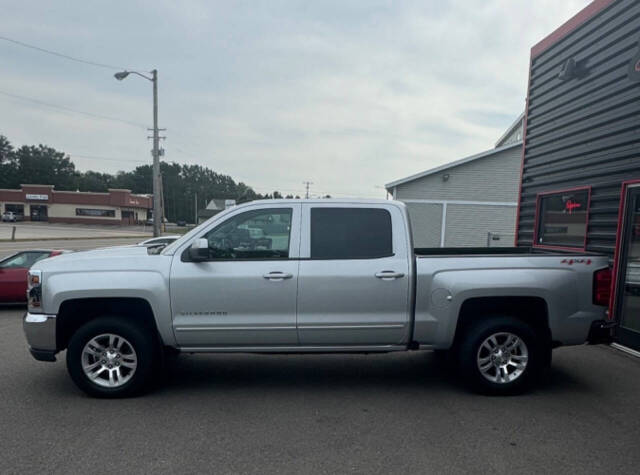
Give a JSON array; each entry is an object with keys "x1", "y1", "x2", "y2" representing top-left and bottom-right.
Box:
[
  {"x1": 66, "y1": 316, "x2": 158, "y2": 398},
  {"x1": 457, "y1": 316, "x2": 546, "y2": 395}
]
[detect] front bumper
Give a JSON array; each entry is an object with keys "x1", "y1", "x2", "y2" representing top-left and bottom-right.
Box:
[{"x1": 23, "y1": 312, "x2": 57, "y2": 362}]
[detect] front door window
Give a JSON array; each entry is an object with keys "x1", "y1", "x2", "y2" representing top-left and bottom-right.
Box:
[{"x1": 203, "y1": 208, "x2": 292, "y2": 260}]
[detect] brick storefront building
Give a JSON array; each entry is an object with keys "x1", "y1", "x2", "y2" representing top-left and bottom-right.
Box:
[{"x1": 0, "y1": 184, "x2": 152, "y2": 225}]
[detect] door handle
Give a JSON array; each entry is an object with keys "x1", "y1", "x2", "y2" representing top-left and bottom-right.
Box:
[
  {"x1": 263, "y1": 271, "x2": 293, "y2": 281},
  {"x1": 375, "y1": 270, "x2": 405, "y2": 280}
]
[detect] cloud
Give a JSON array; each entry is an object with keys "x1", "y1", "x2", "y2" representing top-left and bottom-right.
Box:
[{"x1": 0, "y1": 0, "x2": 591, "y2": 197}]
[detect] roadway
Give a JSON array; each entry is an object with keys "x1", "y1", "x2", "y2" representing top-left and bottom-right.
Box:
[
  {"x1": 0, "y1": 222, "x2": 150, "y2": 240},
  {"x1": 0, "y1": 237, "x2": 144, "y2": 258},
  {"x1": 1, "y1": 306, "x2": 639, "y2": 474}
]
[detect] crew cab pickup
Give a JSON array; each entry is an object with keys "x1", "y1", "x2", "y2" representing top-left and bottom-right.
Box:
[{"x1": 23, "y1": 199, "x2": 613, "y2": 397}]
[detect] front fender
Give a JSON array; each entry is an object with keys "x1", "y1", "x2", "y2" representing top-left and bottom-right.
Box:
[{"x1": 43, "y1": 270, "x2": 175, "y2": 346}]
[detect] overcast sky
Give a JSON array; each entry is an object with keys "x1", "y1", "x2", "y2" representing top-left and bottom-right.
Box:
[{"x1": 0, "y1": 0, "x2": 591, "y2": 198}]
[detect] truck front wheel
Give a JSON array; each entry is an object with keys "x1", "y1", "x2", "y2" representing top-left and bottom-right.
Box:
[
  {"x1": 458, "y1": 316, "x2": 545, "y2": 395},
  {"x1": 66, "y1": 316, "x2": 158, "y2": 398}
]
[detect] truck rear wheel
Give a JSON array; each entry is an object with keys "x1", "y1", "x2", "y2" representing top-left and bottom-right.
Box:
[
  {"x1": 458, "y1": 316, "x2": 544, "y2": 395},
  {"x1": 66, "y1": 316, "x2": 158, "y2": 398}
]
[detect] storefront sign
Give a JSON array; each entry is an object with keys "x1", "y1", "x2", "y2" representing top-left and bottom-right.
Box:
[
  {"x1": 565, "y1": 199, "x2": 582, "y2": 213},
  {"x1": 25, "y1": 194, "x2": 48, "y2": 201}
]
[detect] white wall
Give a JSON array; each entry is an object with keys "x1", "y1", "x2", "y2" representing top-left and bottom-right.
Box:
[{"x1": 393, "y1": 144, "x2": 521, "y2": 247}]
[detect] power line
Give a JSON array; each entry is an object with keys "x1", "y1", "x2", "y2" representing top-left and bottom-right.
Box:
[
  {"x1": 0, "y1": 89, "x2": 146, "y2": 129},
  {"x1": 0, "y1": 35, "x2": 132, "y2": 71},
  {"x1": 69, "y1": 153, "x2": 149, "y2": 164},
  {"x1": 0, "y1": 89, "x2": 203, "y2": 162}
]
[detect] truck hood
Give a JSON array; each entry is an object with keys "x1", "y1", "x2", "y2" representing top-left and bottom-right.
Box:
[
  {"x1": 69, "y1": 245, "x2": 150, "y2": 257},
  {"x1": 32, "y1": 245, "x2": 164, "y2": 273}
]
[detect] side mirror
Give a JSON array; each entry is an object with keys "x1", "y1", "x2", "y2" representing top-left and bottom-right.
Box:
[{"x1": 188, "y1": 238, "x2": 209, "y2": 262}]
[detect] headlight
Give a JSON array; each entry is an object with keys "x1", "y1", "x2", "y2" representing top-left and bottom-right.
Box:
[{"x1": 27, "y1": 270, "x2": 43, "y2": 313}]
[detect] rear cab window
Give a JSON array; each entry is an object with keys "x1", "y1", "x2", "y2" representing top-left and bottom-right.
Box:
[{"x1": 310, "y1": 207, "x2": 393, "y2": 259}]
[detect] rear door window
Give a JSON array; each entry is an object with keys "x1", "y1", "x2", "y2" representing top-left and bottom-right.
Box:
[{"x1": 310, "y1": 208, "x2": 393, "y2": 259}]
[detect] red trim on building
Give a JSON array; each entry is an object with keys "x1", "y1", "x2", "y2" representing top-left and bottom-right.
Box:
[
  {"x1": 532, "y1": 186, "x2": 592, "y2": 252},
  {"x1": 0, "y1": 189, "x2": 23, "y2": 202},
  {"x1": 53, "y1": 191, "x2": 110, "y2": 206},
  {"x1": 609, "y1": 179, "x2": 640, "y2": 321},
  {"x1": 531, "y1": 0, "x2": 617, "y2": 59}
]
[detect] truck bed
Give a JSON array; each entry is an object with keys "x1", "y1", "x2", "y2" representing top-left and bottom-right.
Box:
[{"x1": 411, "y1": 249, "x2": 610, "y2": 349}]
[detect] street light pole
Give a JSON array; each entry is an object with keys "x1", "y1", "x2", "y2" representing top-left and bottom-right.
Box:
[
  {"x1": 114, "y1": 68, "x2": 162, "y2": 237},
  {"x1": 151, "y1": 69, "x2": 161, "y2": 237}
]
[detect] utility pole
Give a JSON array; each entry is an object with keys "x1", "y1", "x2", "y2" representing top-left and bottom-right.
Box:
[
  {"x1": 151, "y1": 69, "x2": 161, "y2": 237},
  {"x1": 303, "y1": 181, "x2": 313, "y2": 199},
  {"x1": 194, "y1": 192, "x2": 198, "y2": 225},
  {"x1": 159, "y1": 168, "x2": 165, "y2": 232}
]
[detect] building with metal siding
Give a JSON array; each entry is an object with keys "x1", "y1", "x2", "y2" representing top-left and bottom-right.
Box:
[
  {"x1": 516, "y1": 0, "x2": 639, "y2": 254},
  {"x1": 515, "y1": 0, "x2": 640, "y2": 351},
  {"x1": 386, "y1": 133, "x2": 523, "y2": 248}
]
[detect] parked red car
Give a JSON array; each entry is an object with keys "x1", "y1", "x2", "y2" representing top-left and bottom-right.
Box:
[{"x1": 0, "y1": 250, "x2": 65, "y2": 303}]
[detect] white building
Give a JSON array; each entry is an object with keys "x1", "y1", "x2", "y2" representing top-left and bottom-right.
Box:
[{"x1": 386, "y1": 114, "x2": 524, "y2": 248}]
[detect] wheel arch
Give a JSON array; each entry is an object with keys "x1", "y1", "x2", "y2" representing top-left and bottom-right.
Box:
[
  {"x1": 56, "y1": 297, "x2": 161, "y2": 351},
  {"x1": 452, "y1": 296, "x2": 552, "y2": 349}
]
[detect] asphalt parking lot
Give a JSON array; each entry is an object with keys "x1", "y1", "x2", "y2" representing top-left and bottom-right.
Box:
[
  {"x1": 1, "y1": 307, "x2": 640, "y2": 474},
  {"x1": 0, "y1": 222, "x2": 150, "y2": 241}
]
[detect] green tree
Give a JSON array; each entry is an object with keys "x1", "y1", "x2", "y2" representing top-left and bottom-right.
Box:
[
  {"x1": 0, "y1": 135, "x2": 15, "y2": 188},
  {"x1": 0, "y1": 135, "x2": 12, "y2": 163},
  {"x1": 4, "y1": 144, "x2": 78, "y2": 190},
  {"x1": 0, "y1": 133, "x2": 268, "y2": 223},
  {"x1": 77, "y1": 171, "x2": 113, "y2": 192}
]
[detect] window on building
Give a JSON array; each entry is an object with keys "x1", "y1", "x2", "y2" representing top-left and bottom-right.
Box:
[
  {"x1": 203, "y1": 208, "x2": 292, "y2": 259},
  {"x1": 4, "y1": 204, "x2": 24, "y2": 215},
  {"x1": 536, "y1": 188, "x2": 590, "y2": 248},
  {"x1": 76, "y1": 208, "x2": 116, "y2": 217},
  {"x1": 310, "y1": 208, "x2": 393, "y2": 259}
]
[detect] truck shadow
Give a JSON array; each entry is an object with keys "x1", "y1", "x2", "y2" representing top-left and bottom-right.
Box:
[{"x1": 157, "y1": 351, "x2": 592, "y2": 396}]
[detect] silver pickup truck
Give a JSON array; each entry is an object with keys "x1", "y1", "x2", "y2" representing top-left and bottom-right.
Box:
[{"x1": 23, "y1": 199, "x2": 613, "y2": 397}]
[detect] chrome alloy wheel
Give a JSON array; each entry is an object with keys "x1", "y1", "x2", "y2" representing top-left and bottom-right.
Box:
[
  {"x1": 81, "y1": 333, "x2": 138, "y2": 388},
  {"x1": 477, "y1": 332, "x2": 529, "y2": 384}
]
